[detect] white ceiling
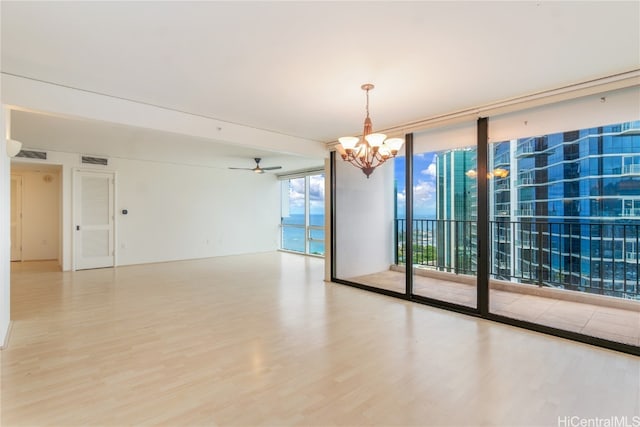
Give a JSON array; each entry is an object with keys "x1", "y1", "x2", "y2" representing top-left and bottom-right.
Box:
[
  {"x1": 1, "y1": 1, "x2": 639, "y2": 152},
  {"x1": 10, "y1": 110, "x2": 324, "y2": 173}
]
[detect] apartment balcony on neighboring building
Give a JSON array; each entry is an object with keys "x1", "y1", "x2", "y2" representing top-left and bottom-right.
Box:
[
  {"x1": 493, "y1": 150, "x2": 511, "y2": 167},
  {"x1": 494, "y1": 178, "x2": 510, "y2": 191},
  {"x1": 620, "y1": 120, "x2": 640, "y2": 135},
  {"x1": 517, "y1": 175, "x2": 534, "y2": 186},
  {"x1": 516, "y1": 139, "x2": 537, "y2": 158},
  {"x1": 622, "y1": 164, "x2": 640, "y2": 175},
  {"x1": 515, "y1": 209, "x2": 534, "y2": 216}
]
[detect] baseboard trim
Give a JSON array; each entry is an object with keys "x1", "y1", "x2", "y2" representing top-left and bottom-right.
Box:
[{"x1": 1, "y1": 321, "x2": 13, "y2": 350}]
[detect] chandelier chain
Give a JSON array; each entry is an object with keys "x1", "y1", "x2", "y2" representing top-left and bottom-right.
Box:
[{"x1": 365, "y1": 87, "x2": 370, "y2": 119}]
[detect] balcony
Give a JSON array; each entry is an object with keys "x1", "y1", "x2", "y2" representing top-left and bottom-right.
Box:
[
  {"x1": 493, "y1": 151, "x2": 511, "y2": 167},
  {"x1": 517, "y1": 177, "x2": 534, "y2": 186},
  {"x1": 494, "y1": 180, "x2": 510, "y2": 191},
  {"x1": 622, "y1": 208, "x2": 640, "y2": 217},
  {"x1": 516, "y1": 140, "x2": 536, "y2": 158},
  {"x1": 350, "y1": 267, "x2": 640, "y2": 346},
  {"x1": 515, "y1": 209, "x2": 534, "y2": 216},
  {"x1": 396, "y1": 219, "x2": 640, "y2": 297},
  {"x1": 371, "y1": 219, "x2": 640, "y2": 346},
  {"x1": 622, "y1": 164, "x2": 640, "y2": 175}
]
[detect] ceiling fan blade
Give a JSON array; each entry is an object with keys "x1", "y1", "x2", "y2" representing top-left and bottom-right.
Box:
[{"x1": 229, "y1": 158, "x2": 279, "y2": 173}]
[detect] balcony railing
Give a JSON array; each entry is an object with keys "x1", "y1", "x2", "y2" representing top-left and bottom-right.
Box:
[
  {"x1": 394, "y1": 219, "x2": 640, "y2": 299},
  {"x1": 516, "y1": 140, "x2": 536, "y2": 157},
  {"x1": 396, "y1": 219, "x2": 477, "y2": 276},
  {"x1": 622, "y1": 164, "x2": 640, "y2": 175}
]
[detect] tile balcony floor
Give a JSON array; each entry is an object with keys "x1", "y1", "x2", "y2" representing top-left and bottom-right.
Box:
[{"x1": 351, "y1": 269, "x2": 640, "y2": 347}]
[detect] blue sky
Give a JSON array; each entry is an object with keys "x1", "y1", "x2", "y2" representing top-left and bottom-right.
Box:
[{"x1": 394, "y1": 152, "x2": 438, "y2": 219}]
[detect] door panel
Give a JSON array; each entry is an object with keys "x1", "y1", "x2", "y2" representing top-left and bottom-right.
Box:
[{"x1": 74, "y1": 170, "x2": 114, "y2": 270}]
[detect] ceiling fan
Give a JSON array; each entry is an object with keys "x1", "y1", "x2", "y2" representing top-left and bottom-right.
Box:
[{"x1": 229, "y1": 157, "x2": 282, "y2": 174}]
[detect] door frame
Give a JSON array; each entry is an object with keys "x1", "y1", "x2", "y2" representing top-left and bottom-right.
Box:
[
  {"x1": 72, "y1": 168, "x2": 117, "y2": 271},
  {"x1": 10, "y1": 174, "x2": 23, "y2": 262}
]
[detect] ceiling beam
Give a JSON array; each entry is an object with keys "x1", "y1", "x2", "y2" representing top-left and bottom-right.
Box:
[{"x1": 1, "y1": 73, "x2": 328, "y2": 159}]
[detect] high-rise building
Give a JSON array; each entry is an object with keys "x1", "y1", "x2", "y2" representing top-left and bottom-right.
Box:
[
  {"x1": 490, "y1": 120, "x2": 640, "y2": 299},
  {"x1": 403, "y1": 121, "x2": 640, "y2": 300},
  {"x1": 435, "y1": 148, "x2": 477, "y2": 274}
]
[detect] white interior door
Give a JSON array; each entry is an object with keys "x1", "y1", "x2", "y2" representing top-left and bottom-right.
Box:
[
  {"x1": 10, "y1": 175, "x2": 23, "y2": 261},
  {"x1": 74, "y1": 170, "x2": 115, "y2": 270}
]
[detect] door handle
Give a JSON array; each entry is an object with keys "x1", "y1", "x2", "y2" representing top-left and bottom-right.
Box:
[{"x1": 76, "y1": 225, "x2": 80, "y2": 231}]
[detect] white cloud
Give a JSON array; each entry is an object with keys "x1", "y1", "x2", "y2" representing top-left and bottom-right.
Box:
[
  {"x1": 287, "y1": 178, "x2": 305, "y2": 209},
  {"x1": 309, "y1": 175, "x2": 325, "y2": 201},
  {"x1": 395, "y1": 180, "x2": 435, "y2": 204},
  {"x1": 413, "y1": 180, "x2": 436, "y2": 203},
  {"x1": 420, "y1": 159, "x2": 437, "y2": 177}
]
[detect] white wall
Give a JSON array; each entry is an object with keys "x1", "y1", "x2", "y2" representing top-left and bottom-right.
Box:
[
  {"x1": 113, "y1": 157, "x2": 279, "y2": 266},
  {"x1": 12, "y1": 170, "x2": 60, "y2": 261},
  {"x1": 334, "y1": 157, "x2": 395, "y2": 278},
  {"x1": 1, "y1": 109, "x2": 10, "y2": 347},
  {"x1": 15, "y1": 150, "x2": 280, "y2": 270}
]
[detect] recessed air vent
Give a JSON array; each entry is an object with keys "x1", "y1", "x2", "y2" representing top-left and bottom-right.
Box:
[
  {"x1": 81, "y1": 155, "x2": 109, "y2": 166},
  {"x1": 16, "y1": 150, "x2": 47, "y2": 160}
]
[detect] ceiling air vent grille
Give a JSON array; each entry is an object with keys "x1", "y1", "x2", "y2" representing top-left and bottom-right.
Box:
[
  {"x1": 16, "y1": 150, "x2": 47, "y2": 160},
  {"x1": 81, "y1": 156, "x2": 109, "y2": 166}
]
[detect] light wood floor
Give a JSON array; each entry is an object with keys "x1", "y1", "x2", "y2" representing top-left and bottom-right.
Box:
[
  {"x1": 353, "y1": 270, "x2": 640, "y2": 346},
  {"x1": 2, "y1": 253, "x2": 640, "y2": 426}
]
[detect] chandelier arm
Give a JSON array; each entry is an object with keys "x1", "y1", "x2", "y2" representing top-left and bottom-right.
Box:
[
  {"x1": 347, "y1": 158, "x2": 360, "y2": 168},
  {"x1": 373, "y1": 151, "x2": 384, "y2": 163},
  {"x1": 354, "y1": 155, "x2": 368, "y2": 169},
  {"x1": 347, "y1": 154, "x2": 366, "y2": 169}
]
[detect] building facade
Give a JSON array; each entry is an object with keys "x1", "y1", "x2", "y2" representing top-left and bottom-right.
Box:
[
  {"x1": 490, "y1": 120, "x2": 640, "y2": 299},
  {"x1": 435, "y1": 148, "x2": 477, "y2": 274}
]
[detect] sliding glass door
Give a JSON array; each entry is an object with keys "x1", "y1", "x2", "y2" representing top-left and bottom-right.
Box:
[
  {"x1": 486, "y1": 87, "x2": 640, "y2": 349},
  {"x1": 411, "y1": 123, "x2": 478, "y2": 309},
  {"x1": 281, "y1": 173, "x2": 325, "y2": 256}
]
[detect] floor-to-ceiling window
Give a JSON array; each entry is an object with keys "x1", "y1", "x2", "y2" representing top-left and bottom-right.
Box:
[
  {"x1": 487, "y1": 87, "x2": 640, "y2": 348},
  {"x1": 332, "y1": 84, "x2": 640, "y2": 355},
  {"x1": 411, "y1": 123, "x2": 478, "y2": 309},
  {"x1": 280, "y1": 172, "x2": 325, "y2": 256}
]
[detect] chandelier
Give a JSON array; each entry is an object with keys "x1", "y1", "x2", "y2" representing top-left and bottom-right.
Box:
[{"x1": 335, "y1": 84, "x2": 404, "y2": 178}]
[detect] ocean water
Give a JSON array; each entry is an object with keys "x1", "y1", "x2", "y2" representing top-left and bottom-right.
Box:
[{"x1": 282, "y1": 213, "x2": 325, "y2": 255}]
